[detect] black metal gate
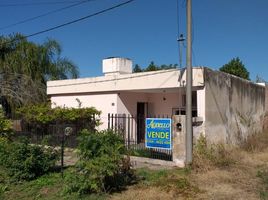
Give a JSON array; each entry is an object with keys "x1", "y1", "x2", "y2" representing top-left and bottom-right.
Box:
[{"x1": 108, "y1": 113, "x2": 172, "y2": 161}]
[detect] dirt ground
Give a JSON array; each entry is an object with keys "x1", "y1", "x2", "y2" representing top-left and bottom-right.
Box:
[{"x1": 110, "y1": 148, "x2": 268, "y2": 200}]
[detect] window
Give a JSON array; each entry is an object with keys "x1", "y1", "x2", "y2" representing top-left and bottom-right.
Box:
[{"x1": 173, "y1": 91, "x2": 198, "y2": 117}]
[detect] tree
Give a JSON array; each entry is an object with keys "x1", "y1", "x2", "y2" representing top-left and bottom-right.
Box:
[
  {"x1": 256, "y1": 75, "x2": 267, "y2": 84},
  {"x1": 133, "y1": 61, "x2": 177, "y2": 73},
  {"x1": 145, "y1": 61, "x2": 158, "y2": 72},
  {"x1": 133, "y1": 64, "x2": 142, "y2": 73},
  {"x1": 219, "y1": 57, "x2": 250, "y2": 80},
  {"x1": 0, "y1": 33, "x2": 79, "y2": 116}
]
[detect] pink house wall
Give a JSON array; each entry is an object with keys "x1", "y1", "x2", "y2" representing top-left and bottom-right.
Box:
[{"x1": 50, "y1": 93, "x2": 118, "y2": 130}]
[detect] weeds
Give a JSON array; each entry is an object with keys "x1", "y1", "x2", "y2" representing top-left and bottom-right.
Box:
[
  {"x1": 136, "y1": 168, "x2": 199, "y2": 198},
  {"x1": 241, "y1": 130, "x2": 268, "y2": 152},
  {"x1": 257, "y1": 170, "x2": 268, "y2": 200},
  {"x1": 192, "y1": 135, "x2": 235, "y2": 171}
]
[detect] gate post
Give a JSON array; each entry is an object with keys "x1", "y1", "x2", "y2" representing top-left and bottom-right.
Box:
[{"x1": 172, "y1": 115, "x2": 186, "y2": 167}]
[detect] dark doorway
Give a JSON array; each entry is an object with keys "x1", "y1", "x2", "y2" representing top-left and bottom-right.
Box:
[{"x1": 137, "y1": 102, "x2": 146, "y2": 143}]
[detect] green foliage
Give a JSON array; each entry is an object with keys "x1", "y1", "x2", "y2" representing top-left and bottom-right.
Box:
[
  {"x1": 136, "y1": 168, "x2": 198, "y2": 197},
  {"x1": 133, "y1": 61, "x2": 177, "y2": 73},
  {"x1": 16, "y1": 103, "x2": 100, "y2": 129},
  {"x1": 219, "y1": 57, "x2": 250, "y2": 80},
  {"x1": 133, "y1": 64, "x2": 143, "y2": 73},
  {"x1": 64, "y1": 129, "x2": 133, "y2": 195},
  {"x1": 0, "y1": 137, "x2": 9, "y2": 166},
  {"x1": 0, "y1": 138, "x2": 58, "y2": 181},
  {"x1": 0, "y1": 33, "x2": 79, "y2": 113},
  {"x1": 0, "y1": 109, "x2": 13, "y2": 138},
  {"x1": 257, "y1": 170, "x2": 268, "y2": 200}
]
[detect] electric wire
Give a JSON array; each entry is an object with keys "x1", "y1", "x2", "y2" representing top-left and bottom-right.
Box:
[
  {"x1": 1, "y1": 0, "x2": 135, "y2": 46},
  {"x1": 0, "y1": 1, "x2": 86, "y2": 7},
  {"x1": 0, "y1": 0, "x2": 95, "y2": 30}
]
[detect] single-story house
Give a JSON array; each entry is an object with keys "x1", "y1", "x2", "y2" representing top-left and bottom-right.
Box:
[{"x1": 47, "y1": 57, "x2": 266, "y2": 144}]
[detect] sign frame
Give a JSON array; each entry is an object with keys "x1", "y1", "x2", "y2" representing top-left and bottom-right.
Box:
[{"x1": 145, "y1": 118, "x2": 172, "y2": 150}]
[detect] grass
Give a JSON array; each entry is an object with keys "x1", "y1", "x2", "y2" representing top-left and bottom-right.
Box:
[
  {"x1": 0, "y1": 167, "x2": 107, "y2": 200},
  {"x1": 257, "y1": 170, "x2": 268, "y2": 200},
  {"x1": 1, "y1": 130, "x2": 268, "y2": 199}
]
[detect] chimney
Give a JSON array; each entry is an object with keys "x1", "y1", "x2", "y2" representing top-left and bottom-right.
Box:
[{"x1": 102, "y1": 57, "x2": 132, "y2": 76}]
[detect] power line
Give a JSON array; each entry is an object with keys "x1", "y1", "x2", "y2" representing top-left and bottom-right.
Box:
[
  {"x1": 1, "y1": 0, "x2": 135, "y2": 46},
  {"x1": 0, "y1": 0, "x2": 95, "y2": 30},
  {"x1": 0, "y1": 1, "x2": 86, "y2": 7}
]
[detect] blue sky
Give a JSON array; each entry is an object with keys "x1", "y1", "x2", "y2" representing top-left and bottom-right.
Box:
[{"x1": 0, "y1": 0, "x2": 268, "y2": 80}]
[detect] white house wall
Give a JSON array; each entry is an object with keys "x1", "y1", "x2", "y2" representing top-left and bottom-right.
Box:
[
  {"x1": 47, "y1": 68, "x2": 205, "y2": 95},
  {"x1": 117, "y1": 92, "x2": 149, "y2": 115},
  {"x1": 50, "y1": 93, "x2": 118, "y2": 130},
  {"x1": 197, "y1": 89, "x2": 205, "y2": 121}
]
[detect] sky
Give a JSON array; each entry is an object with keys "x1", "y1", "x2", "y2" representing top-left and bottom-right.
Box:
[{"x1": 0, "y1": 0, "x2": 268, "y2": 81}]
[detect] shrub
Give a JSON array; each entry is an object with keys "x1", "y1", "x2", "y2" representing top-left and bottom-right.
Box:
[
  {"x1": 17, "y1": 103, "x2": 100, "y2": 125},
  {"x1": 64, "y1": 129, "x2": 134, "y2": 195},
  {"x1": 0, "y1": 137, "x2": 9, "y2": 166},
  {"x1": 0, "y1": 138, "x2": 58, "y2": 181},
  {"x1": 0, "y1": 110, "x2": 13, "y2": 139}
]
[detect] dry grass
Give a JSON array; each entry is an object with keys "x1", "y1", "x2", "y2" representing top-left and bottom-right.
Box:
[
  {"x1": 110, "y1": 130, "x2": 268, "y2": 200},
  {"x1": 241, "y1": 129, "x2": 268, "y2": 152}
]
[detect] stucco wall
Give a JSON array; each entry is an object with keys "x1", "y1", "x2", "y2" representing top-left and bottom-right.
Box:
[
  {"x1": 117, "y1": 92, "x2": 149, "y2": 115},
  {"x1": 50, "y1": 93, "x2": 118, "y2": 130},
  {"x1": 204, "y1": 68, "x2": 265, "y2": 144}
]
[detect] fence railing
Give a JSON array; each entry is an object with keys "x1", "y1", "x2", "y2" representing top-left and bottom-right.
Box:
[
  {"x1": 11, "y1": 115, "x2": 97, "y2": 148},
  {"x1": 108, "y1": 113, "x2": 173, "y2": 161}
]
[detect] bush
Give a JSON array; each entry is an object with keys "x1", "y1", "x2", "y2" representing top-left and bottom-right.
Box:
[
  {"x1": 0, "y1": 137, "x2": 9, "y2": 166},
  {"x1": 16, "y1": 103, "x2": 101, "y2": 139},
  {"x1": 0, "y1": 110, "x2": 13, "y2": 139},
  {"x1": 64, "y1": 129, "x2": 134, "y2": 195},
  {"x1": 0, "y1": 138, "x2": 58, "y2": 181}
]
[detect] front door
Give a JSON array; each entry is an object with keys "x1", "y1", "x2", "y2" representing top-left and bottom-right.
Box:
[{"x1": 137, "y1": 102, "x2": 146, "y2": 143}]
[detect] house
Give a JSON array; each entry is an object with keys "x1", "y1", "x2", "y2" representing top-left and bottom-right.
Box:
[{"x1": 47, "y1": 57, "x2": 265, "y2": 145}]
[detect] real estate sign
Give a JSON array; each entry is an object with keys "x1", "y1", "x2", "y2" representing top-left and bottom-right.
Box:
[{"x1": 145, "y1": 118, "x2": 172, "y2": 150}]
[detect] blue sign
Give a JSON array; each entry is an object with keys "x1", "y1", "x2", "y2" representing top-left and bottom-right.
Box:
[{"x1": 145, "y1": 118, "x2": 172, "y2": 150}]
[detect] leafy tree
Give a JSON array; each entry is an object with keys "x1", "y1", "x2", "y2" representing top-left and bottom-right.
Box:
[
  {"x1": 133, "y1": 64, "x2": 142, "y2": 73},
  {"x1": 0, "y1": 33, "x2": 79, "y2": 115},
  {"x1": 219, "y1": 57, "x2": 250, "y2": 80},
  {"x1": 145, "y1": 61, "x2": 158, "y2": 72},
  {"x1": 133, "y1": 61, "x2": 177, "y2": 73}
]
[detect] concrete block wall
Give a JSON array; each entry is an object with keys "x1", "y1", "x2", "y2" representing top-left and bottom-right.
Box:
[{"x1": 204, "y1": 68, "x2": 265, "y2": 144}]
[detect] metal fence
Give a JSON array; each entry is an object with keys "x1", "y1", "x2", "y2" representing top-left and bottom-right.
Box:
[
  {"x1": 108, "y1": 113, "x2": 173, "y2": 161},
  {"x1": 12, "y1": 116, "x2": 97, "y2": 148}
]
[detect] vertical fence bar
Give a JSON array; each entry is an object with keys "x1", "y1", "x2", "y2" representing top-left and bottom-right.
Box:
[
  {"x1": 127, "y1": 114, "x2": 130, "y2": 149},
  {"x1": 108, "y1": 113, "x2": 110, "y2": 129},
  {"x1": 111, "y1": 114, "x2": 114, "y2": 130},
  {"x1": 115, "y1": 114, "x2": 118, "y2": 133},
  {"x1": 122, "y1": 114, "x2": 126, "y2": 140}
]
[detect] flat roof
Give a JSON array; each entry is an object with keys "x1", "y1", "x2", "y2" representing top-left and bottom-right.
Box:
[{"x1": 47, "y1": 68, "x2": 205, "y2": 95}]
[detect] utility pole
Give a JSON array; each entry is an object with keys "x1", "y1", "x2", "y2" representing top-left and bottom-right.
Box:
[
  {"x1": 177, "y1": 34, "x2": 185, "y2": 68},
  {"x1": 186, "y1": 0, "x2": 193, "y2": 164}
]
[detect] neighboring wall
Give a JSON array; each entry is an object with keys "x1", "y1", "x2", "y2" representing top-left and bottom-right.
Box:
[{"x1": 204, "y1": 68, "x2": 265, "y2": 144}]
